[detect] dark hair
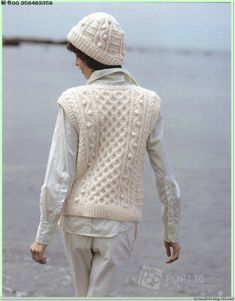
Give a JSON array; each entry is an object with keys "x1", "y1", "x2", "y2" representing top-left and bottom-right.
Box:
[{"x1": 66, "y1": 42, "x2": 122, "y2": 71}]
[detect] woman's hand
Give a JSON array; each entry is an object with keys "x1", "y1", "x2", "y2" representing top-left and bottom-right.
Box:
[
  {"x1": 30, "y1": 241, "x2": 48, "y2": 264},
  {"x1": 164, "y1": 240, "x2": 180, "y2": 264}
]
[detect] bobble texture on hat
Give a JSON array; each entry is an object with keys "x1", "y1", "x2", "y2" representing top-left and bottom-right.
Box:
[{"x1": 67, "y1": 12, "x2": 125, "y2": 66}]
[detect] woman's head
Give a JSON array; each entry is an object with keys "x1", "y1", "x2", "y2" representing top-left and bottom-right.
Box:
[
  {"x1": 66, "y1": 12, "x2": 125, "y2": 77},
  {"x1": 66, "y1": 41, "x2": 122, "y2": 78}
]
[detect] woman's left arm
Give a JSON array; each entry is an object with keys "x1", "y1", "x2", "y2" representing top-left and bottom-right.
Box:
[{"x1": 34, "y1": 106, "x2": 78, "y2": 246}]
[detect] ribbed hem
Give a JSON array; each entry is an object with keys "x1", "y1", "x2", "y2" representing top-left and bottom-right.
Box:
[
  {"x1": 67, "y1": 26, "x2": 124, "y2": 66},
  {"x1": 62, "y1": 200, "x2": 142, "y2": 222},
  {"x1": 57, "y1": 94, "x2": 78, "y2": 131},
  {"x1": 149, "y1": 93, "x2": 161, "y2": 133}
]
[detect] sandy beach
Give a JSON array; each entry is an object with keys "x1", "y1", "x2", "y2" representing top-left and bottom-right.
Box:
[{"x1": 3, "y1": 44, "x2": 231, "y2": 297}]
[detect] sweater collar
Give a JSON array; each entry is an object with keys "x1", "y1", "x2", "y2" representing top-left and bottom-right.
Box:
[{"x1": 86, "y1": 67, "x2": 139, "y2": 86}]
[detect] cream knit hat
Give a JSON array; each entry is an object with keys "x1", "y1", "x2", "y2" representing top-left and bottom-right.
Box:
[{"x1": 67, "y1": 12, "x2": 125, "y2": 66}]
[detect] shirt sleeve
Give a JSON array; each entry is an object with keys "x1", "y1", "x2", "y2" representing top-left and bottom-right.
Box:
[
  {"x1": 35, "y1": 106, "x2": 78, "y2": 245},
  {"x1": 146, "y1": 110, "x2": 181, "y2": 243}
]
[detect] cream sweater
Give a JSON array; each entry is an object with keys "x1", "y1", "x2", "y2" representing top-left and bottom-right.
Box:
[{"x1": 57, "y1": 74, "x2": 160, "y2": 221}]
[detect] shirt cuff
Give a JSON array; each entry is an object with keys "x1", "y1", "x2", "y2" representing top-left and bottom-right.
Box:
[
  {"x1": 35, "y1": 216, "x2": 58, "y2": 245},
  {"x1": 163, "y1": 223, "x2": 180, "y2": 243}
]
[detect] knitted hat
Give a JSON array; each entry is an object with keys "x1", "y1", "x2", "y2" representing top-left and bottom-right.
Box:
[{"x1": 67, "y1": 12, "x2": 125, "y2": 66}]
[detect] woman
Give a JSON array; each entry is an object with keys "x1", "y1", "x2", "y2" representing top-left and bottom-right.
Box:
[{"x1": 30, "y1": 12, "x2": 181, "y2": 297}]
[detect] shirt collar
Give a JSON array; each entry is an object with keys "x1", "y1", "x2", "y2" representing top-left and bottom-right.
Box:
[{"x1": 86, "y1": 67, "x2": 139, "y2": 86}]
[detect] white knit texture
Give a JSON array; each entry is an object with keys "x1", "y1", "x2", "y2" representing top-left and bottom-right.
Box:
[
  {"x1": 67, "y1": 12, "x2": 125, "y2": 65},
  {"x1": 57, "y1": 84, "x2": 161, "y2": 222}
]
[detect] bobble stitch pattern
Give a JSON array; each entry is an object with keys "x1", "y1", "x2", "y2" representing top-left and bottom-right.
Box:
[{"x1": 61, "y1": 85, "x2": 161, "y2": 220}]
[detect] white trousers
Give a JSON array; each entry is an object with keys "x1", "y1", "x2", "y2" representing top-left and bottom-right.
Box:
[{"x1": 59, "y1": 225, "x2": 138, "y2": 297}]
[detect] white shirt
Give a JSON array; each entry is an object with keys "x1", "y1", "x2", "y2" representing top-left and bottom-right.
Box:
[{"x1": 35, "y1": 68, "x2": 180, "y2": 245}]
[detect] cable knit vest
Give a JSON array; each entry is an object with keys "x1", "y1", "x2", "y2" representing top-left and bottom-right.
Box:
[{"x1": 57, "y1": 84, "x2": 160, "y2": 221}]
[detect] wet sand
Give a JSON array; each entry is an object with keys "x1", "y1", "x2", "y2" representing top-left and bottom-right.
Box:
[{"x1": 3, "y1": 44, "x2": 231, "y2": 297}]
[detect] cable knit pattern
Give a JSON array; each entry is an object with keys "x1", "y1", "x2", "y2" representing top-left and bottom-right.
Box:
[{"x1": 57, "y1": 84, "x2": 160, "y2": 222}]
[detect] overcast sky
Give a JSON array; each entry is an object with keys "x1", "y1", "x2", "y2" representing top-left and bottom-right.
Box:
[{"x1": 2, "y1": 2, "x2": 231, "y2": 51}]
